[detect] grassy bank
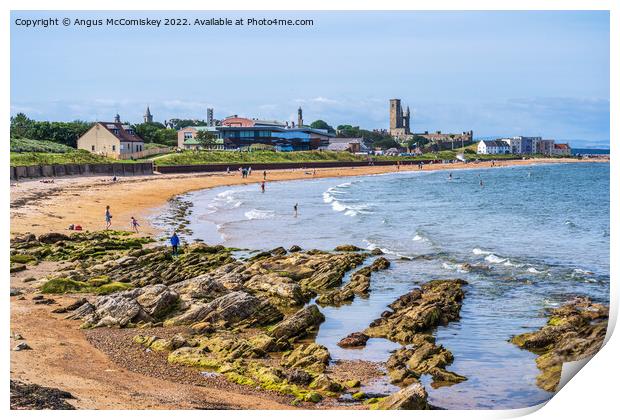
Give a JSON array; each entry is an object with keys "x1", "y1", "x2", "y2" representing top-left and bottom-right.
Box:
[{"x1": 10, "y1": 150, "x2": 117, "y2": 166}]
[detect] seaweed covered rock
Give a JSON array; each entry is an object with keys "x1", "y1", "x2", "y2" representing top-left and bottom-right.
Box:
[
  {"x1": 37, "y1": 232, "x2": 70, "y2": 244},
  {"x1": 374, "y1": 382, "x2": 430, "y2": 410},
  {"x1": 268, "y1": 304, "x2": 325, "y2": 344},
  {"x1": 386, "y1": 337, "x2": 466, "y2": 387},
  {"x1": 365, "y1": 279, "x2": 467, "y2": 343},
  {"x1": 244, "y1": 273, "x2": 306, "y2": 307},
  {"x1": 281, "y1": 343, "x2": 330, "y2": 375},
  {"x1": 510, "y1": 296, "x2": 608, "y2": 392},
  {"x1": 334, "y1": 244, "x2": 363, "y2": 252}
]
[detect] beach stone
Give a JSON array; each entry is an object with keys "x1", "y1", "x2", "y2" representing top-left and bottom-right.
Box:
[
  {"x1": 12, "y1": 233, "x2": 36, "y2": 243},
  {"x1": 10, "y1": 263, "x2": 27, "y2": 273},
  {"x1": 135, "y1": 284, "x2": 179, "y2": 318},
  {"x1": 92, "y1": 294, "x2": 147, "y2": 327},
  {"x1": 52, "y1": 298, "x2": 88, "y2": 314},
  {"x1": 10, "y1": 288, "x2": 22, "y2": 297},
  {"x1": 284, "y1": 369, "x2": 313, "y2": 386},
  {"x1": 334, "y1": 244, "x2": 363, "y2": 252},
  {"x1": 268, "y1": 304, "x2": 324, "y2": 343},
  {"x1": 370, "y1": 248, "x2": 384, "y2": 255},
  {"x1": 338, "y1": 332, "x2": 369, "y2": 348},
  {"x1": 37, "y1": 232, "x2": 70, "y2": 244},
  {"x1": 375, "y1": 382, "x2": 429, "y2": 410},
  {"x1": 13, "y1": 342, "x2": 32, "y2": 351},
  {"x1": 288, "y1": 245, "x2": 302, "y2": 253},
  {"x1": 269, "y1": 247, "x2": 287, "y2": 256},
  {"x1": 244, "y1": 273, "x2": 305, "y2": 307}
]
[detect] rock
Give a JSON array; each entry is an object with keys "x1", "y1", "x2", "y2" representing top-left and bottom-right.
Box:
[
  {"x1": 37, "y1": 232, "x2": 70, "y2": 244},
  {"x1": 170, "y1": 273, "x2": 230, "y2": 301},
  {"x1": 10, "y1": 288, "x2": 22, "y2": 296},
  {"x1": 245, "y1": 273, "x2": 305, "y2": 307},
  {"x1": 268, "y1": 304, "x2": 325, "y2": 343},
  {"x1": 269, "y1": 247, "x2": 288, "y2": 256},
  {"x1": 52, "y1": 298, "x2": 88, "y2": 314},
  {"x1": 338, "y1": 332, "x2": 369, "y2": 348},
  {"x1": 282, "y1": 343, "x2": 330, "y2": 374},
  {"x1": 13, "y1": 342, "x2": 32, "y2": 351},
  {"x1": 10, "y1": 263, "x2": 27, "y2": 273},
  {"x1": 375, "y1": 382, "x2": 429, "y2": 410},
  {"x1": 34, "y1": 298, "x2": 56, "y2": 305},
  {"x1": 10, "y1": 380, "x2": 75, "y2": 410},
  {"x1": 168, "y1": 291, "x2": 283, "y2": 329},
  {"x1": 12, "y1": 233, "x2": 37, "y2": 244},
  {"x1": 92, "y1": 294, "x2": 147, "y2": 327},
  {"x1": 65, "y1": 301, "x2": 95, "y2": 321},
  {"x1": 510, "y1": 296, "x2": 608, "y2": 392},
  {"x1": 370, "y1": 248, "x2": 384, "y2": 255},
  {"x1": 334, "y1": 245, "x2": 363, "y2": 252},
  {"x1": 135, "y1": 284, "x2": 179, "y2": 318},
  {"x1": 365, "y1": 279, "x2": 468, "y2": 343},
  {"x1": 344, "y1": 379, "x2": 361, "y2": 388},
  {"x1": 284, "y1": 369, "x2": 313, "y2": 386},
  {"x1": 288, "y1": 245, "x2": 302, "y2": 253}
]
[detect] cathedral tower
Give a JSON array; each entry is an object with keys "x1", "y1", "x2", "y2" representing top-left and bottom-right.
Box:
[{"x1": 144, "y1": 106, "x2": 153, "y2": 123}]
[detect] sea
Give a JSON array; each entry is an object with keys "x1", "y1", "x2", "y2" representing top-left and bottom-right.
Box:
[{"x1": 153, "y1": 162, "x2": 610, "y2": 410}]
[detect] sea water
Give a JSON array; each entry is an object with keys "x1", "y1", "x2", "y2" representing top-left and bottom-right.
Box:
[{"x1": 154, "y1": 162, "x2": 609, "y2": 409}]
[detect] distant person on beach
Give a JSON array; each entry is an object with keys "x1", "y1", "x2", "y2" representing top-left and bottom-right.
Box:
[
  {"x1": 227, "y1": 167, "x2": 230, "y2": 174},
  {"x1": 261, "y1": 181, "x2": 265, "y2": 193},
  {"x1": 248, "y1": 167, "x2": 252, "y2": 176},
  {"x1": 170, "y1": 232, "x2": 180, "y2": 256},
  {"x1": 105, "y1": 206, "x2": 112, "y2": 230},
  {"x1": 130, "y1": 216, "x2": 140, "y2": 233},
  {"x1": 263, "y1": 170, "x2": 267, "y2": 180},
  {"x1": 448, "y1": 173, "x2": 452, "y2": 180},
  {"x1": 294, "y1": 203, "x2": 298, "y2": 217},
  {"x1": 112, "y1": 176, "x2": 117, "y2": 182}
]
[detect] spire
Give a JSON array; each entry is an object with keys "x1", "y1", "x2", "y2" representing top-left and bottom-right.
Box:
[{"x1": 144, "y1": 105, "x2": 153, "y2": 123}]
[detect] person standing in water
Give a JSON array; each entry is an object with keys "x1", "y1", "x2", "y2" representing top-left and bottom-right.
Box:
[
  {"x1": 261, "y1": 181, "x2": 265, "y2": 193},
  {"x1": 130, "y1": 216, "x2": 140, "y2": 233},
  {"x1": 448, "y1": 173, "x2": 453, "y2": 180},
  {"x1": 293, "y1": 203, "x2": 298, "y2": 217},
  {"x1": 105, "y1": 205, "x2": 112, "y2": 230},
  {"x1": 170, "y1": 232, "x2": 180, "y2": 257}
]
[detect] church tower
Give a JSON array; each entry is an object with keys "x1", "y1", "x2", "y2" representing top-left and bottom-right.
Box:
[
  {"x1": 297, "y1": 107, "x2": 303, "y2": 128},
  {"x1": 389, "y1": 99, "x2": 402, "y2": 130},
  {"x1": 144, "y1": 106, "x2": 153, "y2": 123}
]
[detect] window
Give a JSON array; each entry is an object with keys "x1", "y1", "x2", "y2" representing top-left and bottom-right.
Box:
[
  {"x1": 91, "y1": 145, "x2": 95, "y2": 151},
  {"x1": 112, "y1": 145, "x2": 116, "y2": 151},
  {"x1": 184, "y1": 132, "x2": 193, "y2": 139}
]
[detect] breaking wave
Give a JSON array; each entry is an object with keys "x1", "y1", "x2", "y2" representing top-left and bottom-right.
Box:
[{"x1": 244, "y1": 209, "x2": 275, "y2": 220}]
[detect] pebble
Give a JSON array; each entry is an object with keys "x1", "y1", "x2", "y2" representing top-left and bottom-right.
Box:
[{"x1": 13, "y1": 342, "x2": 32, "y2": 351}]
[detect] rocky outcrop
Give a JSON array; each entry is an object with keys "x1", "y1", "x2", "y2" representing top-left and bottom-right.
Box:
[
  {"x1": 281, "y1": 343, "x2": 330, "y2": 374},
  {"x1": 365, "y1": 279, "x2": 467, "y2": 343},
  {"x1": 510, "y1": 296, "x2": 608, "y2": 392},
  {"x1": 244, "y1": 273, "x2": 306, "y2": 307},
  {"x1": 37, "y1": 232, "x2": 70, "y2": 244},
  {"x1": 316, "y1": 257, "x2": 391, "y2": 306},
  {"x1": 268, "y1": 305, "x2": 325, "y2": 345},
  {"x1": 166, "y1": 290, "x2": 282, "y2": 329},
  {"x1": 374, "y1": 382, "x2": 429, "y2": 410}
]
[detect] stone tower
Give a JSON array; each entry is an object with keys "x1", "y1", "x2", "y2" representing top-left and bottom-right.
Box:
[
  {"x1": 297, "y1": 107, "x2": 303, "y2": 128},
  {"x1": 207, "y1": 108, "x2": 214, "y2": 127},
  {"x1": 144, "y1": 106, "x2": 153, "y2": 123},
  {"x1": 389, "y1": 99, "x2": 412, "y2": 140}
]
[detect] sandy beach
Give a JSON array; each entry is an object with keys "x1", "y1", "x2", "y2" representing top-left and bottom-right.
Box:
[
  {"x1": 9, "y1": 156, "x2": 608, "y2": 410},
  {"x1": 10, "y1": 158, "x2": 600, "y2": 238}
]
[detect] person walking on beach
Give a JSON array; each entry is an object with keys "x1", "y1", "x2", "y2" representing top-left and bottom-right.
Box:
[
  {"x1": 130, "y1": 216, "x2": 140, "y2": 233},
  {"x1": 261, "y1": 181, "x2": 265, "y2": 193},
  {"x1": 263, "y1": 170, "x2": 267, "y2": 180},
  {"x1": 105, "y1": 206, "x2": 112, "y2": 230},
  {"x1": 293, "y1": 203, "x2": 298, "y2": 217},
  {"x1": 170, "y1": 232, "x2": 180, "y2": 257},
  {"x1": 248, "y1": 166, "x2": 252, "y2": 176},
  {"x1": 227, "y1": 167, "x2": 230, "y2": 175}
]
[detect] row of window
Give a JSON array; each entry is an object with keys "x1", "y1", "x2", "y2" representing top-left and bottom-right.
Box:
[{"x1": 90, "y1": 143, "x2": 143, "y2": 152}]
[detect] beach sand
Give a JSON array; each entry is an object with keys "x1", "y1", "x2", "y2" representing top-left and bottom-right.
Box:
[{"x1": 9, "y1": 156, "x2": 606, "y2": 409}]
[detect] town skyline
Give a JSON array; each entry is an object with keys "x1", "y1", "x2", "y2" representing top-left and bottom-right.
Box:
[{"x1": 11, "y1": 10, "x2": 610, "y2": 148}]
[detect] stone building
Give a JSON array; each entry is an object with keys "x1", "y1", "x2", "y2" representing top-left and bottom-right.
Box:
[{"x1": 389, "y1": 98, "x2": 412, "y2": 140}]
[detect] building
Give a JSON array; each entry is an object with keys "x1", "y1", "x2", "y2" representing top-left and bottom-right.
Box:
[
  {"x1": 538, "y1": 139, "x2": 555, "y2": 155},
  {"x1": 298, "y1": 107, "x2": 304, "y2": 128},
  {"x1": 413, "y1": 130, "x2": 474, "y2": 145},
  {"x1": 552, "y1": 143, "x2": 571, "y2": 156},
  {"x1": 324, "y1": 138, "x2": 365, "y2": 153},
  {"x1": 505, "y1": 136, "x2": 542, "y2": 154},
  {"x1": 477, "y1": 140, "x2": 511, "y2": 155},
  {"x1": 177, "y1": 126, "x2": 222, "y2": 150},
  {"x1": 144, "y1": 106, "x2": 153, "y2": 123},
  {"x1": 389, "y1": 99, "x2": 412, "y2": 140},
  {"x1": 77, "y1": 117, "x2": 144, "y2": 158},
  {"x1": 206, "y1": 108, "x2": 214, "y2": 127}
]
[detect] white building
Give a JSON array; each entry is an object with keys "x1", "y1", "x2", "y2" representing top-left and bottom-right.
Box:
[{"x1": 477, "y1": 140, "x2": 511, "y2": 155}]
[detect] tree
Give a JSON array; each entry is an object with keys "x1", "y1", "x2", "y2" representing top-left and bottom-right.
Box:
[
  {"x1": 310, "y1": 120, "x2": 335, "y2": 134},
  {"x1": 10, "y1": 114, "x2": 92, "y2": 147},
  {"x1": 195, "y1": 130, "x2": 218, "y2": 149}
]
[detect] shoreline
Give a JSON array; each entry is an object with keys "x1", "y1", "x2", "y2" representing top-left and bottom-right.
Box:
[{"x1": 10, "y1": 158, "x2": 605, "y2": 238}]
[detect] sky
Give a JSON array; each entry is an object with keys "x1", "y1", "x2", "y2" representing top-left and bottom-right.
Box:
[{"x1": 10, "y1": 11, "x2": 610, "y2": 147}]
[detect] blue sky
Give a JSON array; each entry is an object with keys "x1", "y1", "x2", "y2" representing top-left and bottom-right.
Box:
[{"x1": 11, "y1": 11, "x2": 610, "y2": 147}]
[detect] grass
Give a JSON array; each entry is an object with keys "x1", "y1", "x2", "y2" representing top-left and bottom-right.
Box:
[
  {"x1": 10, "y1": 138, "x2": 75, "y2": 153},
  {"x1": 155, "y1": 150, "x2": 369, "y2": 166},
  {"x1": 10, "y1": 149, "x2": 117, "y2": 166}
]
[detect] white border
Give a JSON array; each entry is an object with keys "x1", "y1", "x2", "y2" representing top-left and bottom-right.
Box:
[{"x1": 2, "y1": 1, "x2": 616, "y2": 419}]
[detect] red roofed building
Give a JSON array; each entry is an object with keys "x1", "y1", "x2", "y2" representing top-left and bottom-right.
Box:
[{"x1": 552, "y1": 143, "x2": 571, "y2": 156}]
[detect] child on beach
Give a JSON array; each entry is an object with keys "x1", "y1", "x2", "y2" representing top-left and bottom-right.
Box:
[
  {"x1": 170, "y1": 232, "x2": 180, "y2": 256},
  {"x1": 130, "y1": 216, "x2": 140, "y2": 233},
  {"x1": 105, "y1": 206, "x2": 112, "y2": 230}
]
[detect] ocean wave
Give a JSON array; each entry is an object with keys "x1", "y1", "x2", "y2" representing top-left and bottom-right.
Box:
[
  {"x1": 485, "y1": 254, "x2": 506, "y2": 264},
  {"x1": 413, "y1": 233, "x2": 430, "y2": 242},
  {"x1": 472, "y1": 248, "x2": 492, "y2": 255},
  {"x1": 442, "y1": 262, "x2": 470, "y2": 273},
  {"x1": 244, "y1": 209, "x2": 275, "y2": 220},
  {"x1": 527, "y1": 267, "x2": 544, "y2": 274},
  {"x1": 503, "y1": 259, "x2": 523, "y2": 268}
]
